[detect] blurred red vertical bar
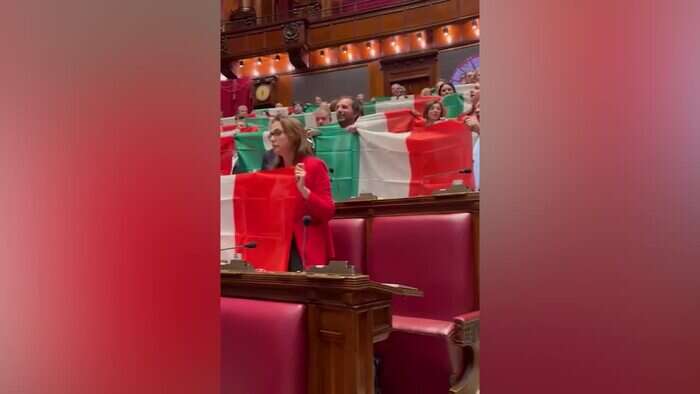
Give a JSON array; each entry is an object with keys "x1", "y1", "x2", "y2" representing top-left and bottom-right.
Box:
[
  {"x1": 482, "y1": 1, "x2": 700, "y2": 393},
  {"x1": 0, "y1": 1, "x2": 220, "y2": 394}
]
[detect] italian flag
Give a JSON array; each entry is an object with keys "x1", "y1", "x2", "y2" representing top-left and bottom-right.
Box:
[
  {"x1": 241, "y1": 112, "x2": 338, "y2": 131},
  {"x1": 356, "y1": 110, "x2": 474, "y2": 198},
  {"x1": 456, "y1": 83, "x2": 478, "y2": 96},
  {"x1": 253, "y1": 107, "x2": 289, "y2": 118},
  {"x1": 233, "y1": 131, "x2": 272, "y2": 172},
  {"x1": 220, "y1": 169, "x2": 298, "y2": 271},
  {"x1": 314, "y1": 124, "x2": 360, "y2": 201},
  {"x1": 363, "y1": 95, "x2": 440, "y2": 115},
  {"x1": 221, "y1": 113, "x2": 257, "y2": 126},
  {"x1": 291, "y1": 111, "x2": 338, "y2": 128},
  {"x1": 221, "y1": 116, "x2": 238, "y2": 126},
  {"x1": 441, "y1": 93, "x2": 471, "y2": 118},
  {"x1": 229, "y1": 111, "x2": 474, "y2": 200},
  {"x1": 220, "y1": 132, "x2": 236, "y2": 175},
  {"x1": 244, "y1": 117, "x2": 271, "y2": 131}
]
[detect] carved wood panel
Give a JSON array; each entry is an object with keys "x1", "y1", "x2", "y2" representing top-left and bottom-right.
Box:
[{"x1": 380, "y1": 50, "x2": 438, "y2": 96}]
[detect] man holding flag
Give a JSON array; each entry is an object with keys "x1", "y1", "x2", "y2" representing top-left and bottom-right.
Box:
[{"x1": 335, "y1": 96, "x2": 363, "y2": 132}]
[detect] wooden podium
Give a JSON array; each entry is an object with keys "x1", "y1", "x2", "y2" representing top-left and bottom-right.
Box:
[{"x1": 221, "y1": 267, "x2": 421, "y2": 394}]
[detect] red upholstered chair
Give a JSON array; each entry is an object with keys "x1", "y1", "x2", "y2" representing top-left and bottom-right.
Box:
[
  {"x1": 329, "y1": 218, "x2": 367, "y2": 274},
  {"x1": 368, "y1": 213, "x2": 480, "y2": 394},
  {"x1": 220, "y1": 298, "x2": 307, "y2": 394}
]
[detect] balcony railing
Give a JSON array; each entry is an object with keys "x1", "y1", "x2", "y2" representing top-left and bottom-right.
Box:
[{"x1": 222, "y1": 0, "x2": 429, "y2": 33}]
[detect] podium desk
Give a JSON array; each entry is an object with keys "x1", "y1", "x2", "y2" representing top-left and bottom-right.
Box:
[{"x1": 221, "y1": 269, "x2": 421, "y2": 394}]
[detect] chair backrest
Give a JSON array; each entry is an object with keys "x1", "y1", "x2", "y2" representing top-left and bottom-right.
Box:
[
  {"x1": 220, "y1": 297, "x2": 307, "y2": 394},
  {"x1": 329, "y1": 218, "x2": 367, "y2": 274},
  {"x1": 367, "y1": 213, "x2": 476, "y2": 321}
]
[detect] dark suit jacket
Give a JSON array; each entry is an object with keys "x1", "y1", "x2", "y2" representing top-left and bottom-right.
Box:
[{"x1": 261, "y1": 150, "x2": 277, "y2": 171}]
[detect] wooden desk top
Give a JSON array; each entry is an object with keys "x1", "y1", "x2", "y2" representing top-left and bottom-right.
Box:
[{"x1": 221, "y1": 269, "x2": 421, "y2": 307}]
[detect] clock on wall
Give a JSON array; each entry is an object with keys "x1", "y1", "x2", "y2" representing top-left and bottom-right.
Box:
[
  {"x1": 255, "y1": 83, "x2": 271, "y2": 102},
  {"x1": 253, "y1": 76, "x2": 277, "y2": 107}
]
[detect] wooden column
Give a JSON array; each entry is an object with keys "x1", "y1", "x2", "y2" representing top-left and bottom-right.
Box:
[
  {"x1": 307, "y1": 301, "x2": 390, "y2": 394},
  {"x1": 368, "y1": 61, "x2": 384, "y2": 101},
  {"x1": 254, "y1": 0, "x2": 262, "y2": 17},
  {"x1": 277, "y1": 74, "x2": 293, "y2": 106}
]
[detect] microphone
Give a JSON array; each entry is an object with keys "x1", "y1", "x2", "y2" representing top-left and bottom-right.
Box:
[
  {"x1": 220, "y1": 241, "x2": 257, "y2": 251},
  {"x1": 302, "y1": 215, "x2": 312, "y2": 269}
]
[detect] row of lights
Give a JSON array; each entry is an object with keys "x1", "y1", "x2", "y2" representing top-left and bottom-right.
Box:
[
  {"x1": 238, "y1": 18, "x2": 479, "y2": 77},
  {"x1": 239, "y1": 54, "x2": 295, "y2": 77}
]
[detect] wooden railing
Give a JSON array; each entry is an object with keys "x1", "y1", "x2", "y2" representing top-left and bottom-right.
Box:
[
  {"x1": 223, "y1": 0, "x2": 435, "y2": 33},
  {"x1": 222, "y1": 0, "x2": 478, "y2": 59}
]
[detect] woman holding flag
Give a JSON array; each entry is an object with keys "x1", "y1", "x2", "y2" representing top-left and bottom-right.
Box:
[
  {"x1": 422, "y1": 100, "x2": 448, "y2": 127},
  {"x1": 267, "y1": 115, "x2": 335, "y2": 272}
]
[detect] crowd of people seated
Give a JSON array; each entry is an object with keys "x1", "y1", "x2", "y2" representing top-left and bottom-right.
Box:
[{"x1": 222, "y1": 68, "x2": 482, "y2": 189}]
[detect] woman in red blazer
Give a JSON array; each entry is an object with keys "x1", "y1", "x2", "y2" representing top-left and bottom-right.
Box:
[{"x1": 267, "y1": 115, "x2": 335, "y2": 271}]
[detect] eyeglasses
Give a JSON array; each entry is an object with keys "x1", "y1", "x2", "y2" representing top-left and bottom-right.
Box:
[{"x1": 267, "y1": 129, "x2": 283, "y2": 140}]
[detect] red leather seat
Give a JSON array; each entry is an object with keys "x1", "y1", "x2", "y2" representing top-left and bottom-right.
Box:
[
  {"x1": 367, "y1": 213, "x2": 479, "y2": 393},
  {"x1": 220, "y1": 297, "x2": 307, "y2": 394},
  {"x1": 329, "y1": 218, "x2": 367, "y2": 274}
]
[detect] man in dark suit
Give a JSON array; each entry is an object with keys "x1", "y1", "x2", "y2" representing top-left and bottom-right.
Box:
[{"x1": 261, "y1": 149, "x2": 277, "y2": 170}]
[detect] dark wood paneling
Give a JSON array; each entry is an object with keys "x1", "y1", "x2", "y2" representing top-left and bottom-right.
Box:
[
  {"x1": 266, "y1": 31, "x2": 285, "y2": 48},
  {"x1": 379, "y1": 13, "x2": 404, "y2": 31},
  {"x1": 227, "y1": 0, "x2": 479, "y2": 56},
  {"x1": 381, "y1": 50, "x2": 438, "y2": 95},
  {"x1": 330, "y1": 21, "x2": 356, "y2": 42},
  {"x1": 459, "y1": 0, "x2": 479, "y2": 15},
  {"x1": 335, "y1": 192, "x2": 479, "y2": 218},
  {"x1": 277, "y1": 74, "x2": 293, "y2": 106},
  {"x1": 246, "y1": 32, "x2": 266, "y2": 51},
  {"x1": 402, "y1": 7, "x2": 431, "y2": 26},
  {"x1": 368, "y1": 61, "x2": 384, "y2": 100},
  {"x1": 431, "y1": 1, "x2": 458, "y2": 20},
  {"x1": 308, "y1": 25, "x2": 331, "y2": 43}
]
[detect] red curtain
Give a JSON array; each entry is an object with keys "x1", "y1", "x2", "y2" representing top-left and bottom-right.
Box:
[{"x1": 220, "y1": 77, "x2": 253, "y2": 117}]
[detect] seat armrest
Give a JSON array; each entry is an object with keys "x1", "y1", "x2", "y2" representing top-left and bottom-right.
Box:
[
  {"x1": 449, "y1": 311, "x2": 480, "y2": 394},
  {"x1": 392, "y1": 315, "x2": 455, "y2": 337},
  {"x1": 452, "y1": 311, "x2": 480, "y2": 348}
]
